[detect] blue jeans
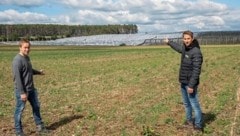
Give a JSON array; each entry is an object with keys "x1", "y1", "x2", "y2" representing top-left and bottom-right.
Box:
[
  {"x1": 14, "y1": 89, "x2": 43, "y2": 133},
  {"x1": 181, "y1": 83, "x2": 203, "y2": 128}
]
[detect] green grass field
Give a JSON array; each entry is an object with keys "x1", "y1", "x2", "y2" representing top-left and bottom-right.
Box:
[{"x1": 1, "y1": 45, "x2": 240, "y2": 136}]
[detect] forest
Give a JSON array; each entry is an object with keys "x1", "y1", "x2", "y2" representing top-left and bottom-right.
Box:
[
  {"x1": 0, "y1": 24, "x2": 138, "y2": 41},
  {"x1": 196, "y1": 31, "x2": 240, "y2": 45}
]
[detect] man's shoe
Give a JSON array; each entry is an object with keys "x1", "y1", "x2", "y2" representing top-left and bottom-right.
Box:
[
  {"x1": 36, "y1": 125, "x2": 51, "y2": 134},
  {"x1": 177, "y1": 120, "x2": 193, "y2": 130},
  {"x1": 193, "y1": 126, "x2": 203, "y2": 133},
  {"x1": 183, "y1": 120, "x2": 194, "y2": 128},
  {"x1": 16, "y1": 132, "x2": 26, "y2": 136}
]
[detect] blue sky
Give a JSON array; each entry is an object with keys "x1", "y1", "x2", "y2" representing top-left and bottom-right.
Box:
[
  {"x1": 212, "y1": 0, "x2": 240, "y2": 8},
  {"x1": 0, "y1": 0, "x2": 240, "y2": 33}
]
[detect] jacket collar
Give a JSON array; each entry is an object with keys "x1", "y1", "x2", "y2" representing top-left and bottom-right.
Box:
[{"x1": 185, "y1": 39, "x2": 200, "y2": 50}]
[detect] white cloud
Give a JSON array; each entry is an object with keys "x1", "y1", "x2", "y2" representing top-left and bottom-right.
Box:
[
  {"x1": 60, "y1": 9, "x2": 151, "y2": 25},
  {"x1": 0, "y1": 10, "x2": 50, "y2": 24},
  {"x1": 183, "y1": 16, "x2": 225, "y2": 29},
  {"x1": 0, "y1": 0, "x2": 44, "y2": 7},
  {"x1": 0, "y1": 0, "x2": 239, "y2": 32},
  {"x1": 77, "y1": 10, "x2": 118, "y2": 24}
]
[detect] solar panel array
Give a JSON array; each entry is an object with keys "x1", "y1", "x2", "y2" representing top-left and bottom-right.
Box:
[{"x1": 31, "y1": 33, "x2": 181, "y2": 46}]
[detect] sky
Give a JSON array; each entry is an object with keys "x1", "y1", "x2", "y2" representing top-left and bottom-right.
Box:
[{"x1": 0, "y1": 0, "x2": 240, "y2": 33}]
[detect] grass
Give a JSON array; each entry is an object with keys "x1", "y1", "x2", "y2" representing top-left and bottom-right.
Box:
[{"x1": 0, "y1": 45, "x2": 240, "y2": 135}]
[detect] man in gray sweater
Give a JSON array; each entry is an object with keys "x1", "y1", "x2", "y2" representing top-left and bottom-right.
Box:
[{"x1": 12, "y1": 38, "x2": 49, "y2": 136}]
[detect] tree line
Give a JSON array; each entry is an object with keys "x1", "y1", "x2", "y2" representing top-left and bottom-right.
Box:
[
  {"x1": 0, "y1": 24, "x2": 138, "y2": 41},
  {"x1": 196, "y1": 31, "x2": 240, "y2": 45}
]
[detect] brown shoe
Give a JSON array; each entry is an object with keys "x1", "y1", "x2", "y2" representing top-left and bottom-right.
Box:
[
  {"x1": 36, "y1": 124, "x2": 51, "y2": 135},
  {"x1": 16, "y1": 132, "x2": 26, "y2": 136},
  {"x1": 183, "y1": 121, "x2": 194, "y2": 128},
  {"x1": 177, "y1": 120, "x2": 193, "y2": 130},
  {"x1": 193, "y1": 126, "x2": 203, "y2": 133}
]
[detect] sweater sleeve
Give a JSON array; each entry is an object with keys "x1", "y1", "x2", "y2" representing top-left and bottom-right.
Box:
[
  {"x1": 188, "y1": 49, "x2": 203, "y2": 88},
  {"x1": 168, "y1": 41, "x2": 183, "y2": 53},
  {"x1": 12, "y1": 58, "x2": 26, "y2": 94},
  {"x1": 32, "y1": 69, "x2": 41, "y2": 75}
]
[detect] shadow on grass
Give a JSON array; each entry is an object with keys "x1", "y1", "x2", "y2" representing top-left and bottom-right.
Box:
[
  {"x1": 47, "y1": 114, "x2": 84, "y2": 130},
  {"x1": 203, "y1": 112, "x2": 216, "y2": 127}
]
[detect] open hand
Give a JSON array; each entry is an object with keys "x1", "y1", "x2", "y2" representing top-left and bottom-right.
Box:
[
  {"x1": 187, "y1": 87, "x2": 194, "y2": 93},
  {"x1": 163, "y1": 38, "x2": 169, "y2": 44},
  {"x1": 21, "y1": 93, "x2": 28, "y2": 101},
  {"x1": 40, "y1": 69, "x2": 45, "y2": 75}
]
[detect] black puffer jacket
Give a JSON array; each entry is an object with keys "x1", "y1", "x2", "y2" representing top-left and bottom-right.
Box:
[{"x1": 168, "y1": 39, "x2": 203, "y2": 88}]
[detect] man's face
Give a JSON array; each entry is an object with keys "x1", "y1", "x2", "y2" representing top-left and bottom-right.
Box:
[
  {"x1": 19, "y1": 42, "x2": 30, "y2": 56},
  {"x1": 183, "y1": 34, "x2": 193, "y2": 47}
]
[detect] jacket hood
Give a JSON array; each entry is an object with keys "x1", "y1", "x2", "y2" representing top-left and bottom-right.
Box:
[{"x1": 185, "y1": 39, "x2": 200, "y2": 50}]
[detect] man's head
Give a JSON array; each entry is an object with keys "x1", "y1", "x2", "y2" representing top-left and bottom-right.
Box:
[
  {"x1": 19, "y1": 38, "x2": 31, "y2": 56},
  {"x1": 182, "y1": 30, "x2": 194, "y2": 47}
]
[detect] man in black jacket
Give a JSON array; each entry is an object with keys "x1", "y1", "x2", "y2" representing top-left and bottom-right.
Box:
[{"x1": 164, "y1": 30, "x2": 203, "y2": 132}]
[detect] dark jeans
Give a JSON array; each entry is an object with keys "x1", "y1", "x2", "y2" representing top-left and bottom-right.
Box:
[
  {"x1": 14, "y1": 89, "x2": 43, "y2": 133},
  {"x1": 181, "y1": 83, "x2": 203, "y2": 128}
]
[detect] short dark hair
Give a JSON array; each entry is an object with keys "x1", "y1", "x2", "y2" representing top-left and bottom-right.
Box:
[
  {"x1": 19, "y1": 38, "x2": 31, "y2": 47},
  {"x1": 182, "y1": 30, "x2": 193, "y2": 38}
]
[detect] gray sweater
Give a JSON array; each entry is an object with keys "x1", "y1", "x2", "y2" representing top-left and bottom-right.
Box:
[{"x1": 12, "y1": 54, "x2": 41, "y2": 94}]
